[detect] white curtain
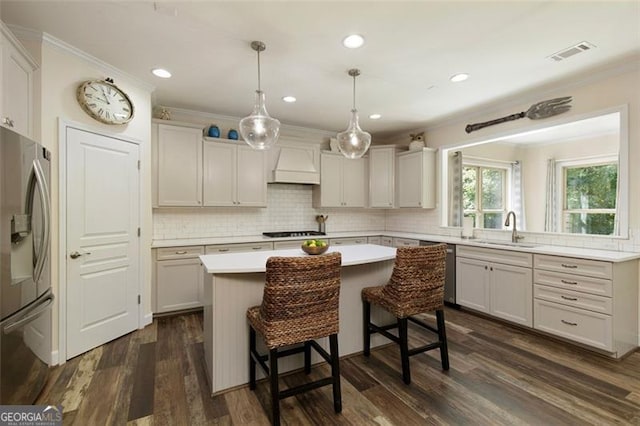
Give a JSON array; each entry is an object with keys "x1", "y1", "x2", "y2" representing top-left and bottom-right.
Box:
[
  {"x1": 510, "y1": 161, "x2": 526, "y2": 230},
  {"x1": 449, "y1": 151, "x2": 463, "y2": 227},
  {"x1": 544, "y1": 159, "x2": 557, "y2": 232}
]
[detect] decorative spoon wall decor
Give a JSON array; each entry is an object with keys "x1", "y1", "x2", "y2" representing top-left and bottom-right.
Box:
[{"x1": 465, "y1": 96, "x2": 572, "y2": 133}]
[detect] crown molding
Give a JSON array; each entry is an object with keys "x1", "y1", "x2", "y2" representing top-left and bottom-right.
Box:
[
  {"x1": 2, "y1": 23, "x2": 38, "y2": 69},
  {"x1": 8, "y1": 24, "x2": 156, "y2": 93}
]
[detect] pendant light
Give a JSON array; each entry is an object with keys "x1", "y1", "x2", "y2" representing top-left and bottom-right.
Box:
[
  {"x1": 239, "y1": 41, "x2": 280, "y2": 150},
  {"x1": 336, "y1": 68, "x2": 371, "y2": 159}
]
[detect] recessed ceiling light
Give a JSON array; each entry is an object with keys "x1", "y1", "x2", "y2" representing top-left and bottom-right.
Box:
[
  {"x1": 369, "y1": 113, "x2": 382, "y2": 120},
  {"x1": 342, "y1": 34, "x2": 365, "y2": 49},
  {"x1": 282, "y1": 96, "x2": 297, "y2": 103},
  {"x1": 450, "y1": 73, "x2": 469, "y2": 83},
  {"x1": 152, "y1": 68, "x2": 172, "y2": 78}
]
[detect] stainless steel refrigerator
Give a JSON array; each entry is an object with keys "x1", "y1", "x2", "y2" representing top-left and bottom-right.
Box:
[{"x1": 0, "y1": 126, "x2": 53, "y2": 404}]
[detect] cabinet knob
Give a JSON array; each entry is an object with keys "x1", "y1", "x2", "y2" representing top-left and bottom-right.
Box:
[{"x1": 484, "y1": 265, "x2": 488, "y2": 270}]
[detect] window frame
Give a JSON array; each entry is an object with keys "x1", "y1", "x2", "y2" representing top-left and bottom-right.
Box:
[
  {"x1": 462, "y1": 159, "x2": 511, "y2": 230},
  {"x1": 555, "y1": 154, "x2": 618, "y2": 235}
]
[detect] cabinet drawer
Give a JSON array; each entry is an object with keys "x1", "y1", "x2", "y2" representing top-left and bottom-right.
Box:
[
  {"x1": 534, "y1": 254, "x2": 612, "y2": 279},
  {"x1": 392, "y1": 237, "x2": 420, "y2": 247},
  {"x1": 205, "y1": 242, "x2": 273, "y2": 254},
  {"x1": 273, "y1": 240, "x2": 305, "y2": 250},
  {"x1": 367, "y1": 236, "x2": 382, "y2": 245},
  {"x1": 533, "y1": 269, "x2": 612, "y2": 297},
  {"x1": 457, "y1": 245, "x2": 532, "y2": 268},
  {"x1": 156, "y1": 246, "x2": 204, "y2": 260},
  {"x1": 381, "y1": 236, "x2": 393, "y2": 247},
  {"x1": 534, "y1": 285, "x2": 612, "y2": 315},
  {"x1": 534, "y1": 299, "x2": 612, "y2": 351},
  {"x1": 329, "y1": 237, "x2": 367, "y2": 246}
]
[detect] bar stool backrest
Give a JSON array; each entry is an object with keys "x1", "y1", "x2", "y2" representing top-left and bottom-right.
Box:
[
  {"x1": 260, "y1": 252, "x2": 342, "y2": 348},
  {"x1": 381, "y1": 245, "x2": 447, "y2": 315}
]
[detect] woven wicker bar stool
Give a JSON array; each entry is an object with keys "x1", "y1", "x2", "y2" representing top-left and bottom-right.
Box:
[
  {"x1": 361, "y1": 244, "x2": 449, "y2": 385},
  {"x1": 247, "y1": 252, "x2": 342, "y2": 426}
]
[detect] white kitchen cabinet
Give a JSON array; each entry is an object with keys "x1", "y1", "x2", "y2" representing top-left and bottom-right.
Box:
[
  {"x1": 154, "y1": 246, "x2": 205, "y2": 313},
  {"x1": 329, "y1": 237, "x2": 367, "y2": 246},
  {"x1": 156, "y1": 123, "x2": 203, "y2": 206},
  {"x1": 533, "y1": 254, "x2": 638, "y2": 357},
  {"x1": 367, "y1": 236, "x2": 381, "y2": 245},
  {"x1": 392, "y1": 237, "x2": 419, "y2": 248},
  {"x1": 456, "y1": 245, "x2": 533, "y2": 326},
  {"x1": 205, "y1": 242, "x2": 273, "y2": 254},
  {"x1": 273, "y1": 240, "x2": 306, "y2": 250},
  {"x1": 396, "y1": 148, "x2": 436, "y2": 208},
  {"x1": 369, "y1": 146, "x2": 397, "y2": 208},
  {"x1": 1, "y1": 22, "x2": 37, "y2": 138},
  {"x1": 314, "y1": 152, "x2": 367, "y2": 208},
  {"x1": 203, "y1": 140, "x2": 267, "y2": 207}
]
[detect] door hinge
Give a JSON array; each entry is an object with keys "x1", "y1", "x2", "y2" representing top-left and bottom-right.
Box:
[
  {"x1": 137, "y1": 160, "x2": 140, "y2": 170},
  {"x1": 137, "y1": 227, "x2": 141, "y2": 237},
  {"x1": 138, "y1": 295, "x2": 141, "y2": 305}
]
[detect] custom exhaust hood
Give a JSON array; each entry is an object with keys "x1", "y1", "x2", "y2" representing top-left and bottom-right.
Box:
[{"x1": 268, "y1": 144, "x2": 320, "y2": 185}]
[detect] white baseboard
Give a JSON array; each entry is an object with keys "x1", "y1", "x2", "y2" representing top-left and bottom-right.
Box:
[
  {"x1": 50, "y1": 350, "x2": 60, "y2": 366},
  {"x1": 141, "y1": 312, "x2": 153, "y2": 328}
]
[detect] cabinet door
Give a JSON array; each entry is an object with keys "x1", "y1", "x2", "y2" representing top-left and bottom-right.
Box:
[
  {"x1": 320, "y1": 154, "x2": 343, "y2": 207},
  {"x1": 342, "y1": 157, "x2": 367, "y2": 207},
  {"x1": 456, "y1": 257, "x2": 490, "y2": 313},
  {"x1": 490, "y1": 263, "x2": 533, "y2": 326},
  {"x1": 203, "y1": 141, "x2": 236, "y2": 206},
  {"x1": 236, "y1": 145, "x2": 267, "y2": 207},
  {"x1": 369, "y1": 148, "x2": 394, "y2": 207},
  {"x1": 1, "y1": 41, "x2": 34, "y2": 138},
  {"x1": 397, "y1": 152, "x2": 422, "y2": 207},
  {"x1": 156, "y1": 258, "x2": 204, "y2": 313},
  {"x1": 158, "y1": 125, "x2": 203, "y2": 206}
]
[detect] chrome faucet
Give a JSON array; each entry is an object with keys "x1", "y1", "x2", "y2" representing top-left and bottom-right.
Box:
[{"x1": 504, "y1": 211, "x2": 524, "y2": 243}]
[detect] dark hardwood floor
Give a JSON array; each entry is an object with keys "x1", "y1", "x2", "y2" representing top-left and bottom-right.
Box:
[{"x1": 37, "y1": 307, "x2": 640, "y2": 425}]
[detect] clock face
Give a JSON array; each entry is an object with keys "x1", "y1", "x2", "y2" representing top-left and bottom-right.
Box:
[{"x1": 77, "y1": 80, "x2": 134, "y2": 124}]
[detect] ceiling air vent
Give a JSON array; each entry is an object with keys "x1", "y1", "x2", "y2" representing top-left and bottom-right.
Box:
[{"x1": 548, "y1": 41, "x2": 596, "y2": 62}]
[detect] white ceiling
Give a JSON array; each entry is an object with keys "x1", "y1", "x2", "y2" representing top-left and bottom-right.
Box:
[{"x1": 1, "y1": 1, "x2": 639, "y2": 138}]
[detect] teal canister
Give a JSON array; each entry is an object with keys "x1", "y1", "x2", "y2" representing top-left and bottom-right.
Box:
[
  {"x1": 227, "y1": 129, "x2": 239, "y2": 140},
  {"x1": 207, "y1": 125, "x2": 220, "y2": 138}
]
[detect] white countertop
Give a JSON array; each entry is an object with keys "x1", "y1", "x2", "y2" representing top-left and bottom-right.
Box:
[
  {"x1": 155, "y1": 230, "x2": 640, "y2": 263},
  {"x1": 200, "y1": 244, "x2": 397, "y2": 273}
]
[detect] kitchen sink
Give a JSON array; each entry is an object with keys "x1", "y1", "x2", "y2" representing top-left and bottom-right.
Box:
[{"x1": 474, "y1": 240, "x2": 539, "y2": 249}]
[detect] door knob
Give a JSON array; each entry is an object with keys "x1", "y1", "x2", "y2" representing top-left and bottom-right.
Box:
[{"x1": 70, "y1": 251, "x2": 90, "y2": 259}]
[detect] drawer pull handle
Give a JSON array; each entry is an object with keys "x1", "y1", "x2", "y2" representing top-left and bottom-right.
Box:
[
  {"x1": 561, "y1": 295, "x2": 578, "y2": 301},
  {"x1": 218, "y1": 248, "x2": 229, "y2": 252},
  {"x1": 560, "y1": 279, "x2": 578, "y2": 285},
  {"x1": 561, "y1": 263, "x2": 578, "y2": 269},
  {"x1": 561, "y1": 319, "x2": 578, "y2": 326},
  {"x1": 175, "y1": 251, "x2": 187, "y2": 255},
  {"x1": 252, "y1": 247, "x2": 263, "y2": 250}
]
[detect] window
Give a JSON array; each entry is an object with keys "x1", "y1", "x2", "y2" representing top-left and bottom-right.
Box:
[
  {"x1": 559, "y1": 157, "x2": 618, "y2": 235},
  {"x1": 462, "y1": 165, "x2": 508, "y2": 229}
]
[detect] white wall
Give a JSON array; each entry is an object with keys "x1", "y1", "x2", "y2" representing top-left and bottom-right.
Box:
[{"x1": 16, "y1": 30, "x2": 154, "y2": 359}]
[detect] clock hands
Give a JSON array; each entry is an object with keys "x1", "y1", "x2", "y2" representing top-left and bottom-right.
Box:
[{"x1": 99, "y1": 86, "x2": 111, "y2": 105}]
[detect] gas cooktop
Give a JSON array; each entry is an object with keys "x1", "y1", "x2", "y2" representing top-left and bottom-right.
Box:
[{"x1": 262, "y1": 231, "x2": 326, "y2": 238}]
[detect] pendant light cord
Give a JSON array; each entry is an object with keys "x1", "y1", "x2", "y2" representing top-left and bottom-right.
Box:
[
  {"x1": 352, "y1": 74, "x2": 356, "y2": 110},
  {"x1": 257, "y1": 49, "x2": 261, "y2": 92}
]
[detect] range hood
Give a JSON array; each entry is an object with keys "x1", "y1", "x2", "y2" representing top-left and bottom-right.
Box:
[{"x1": 269, "y1": 145, "x2": 320, "y2": 185}]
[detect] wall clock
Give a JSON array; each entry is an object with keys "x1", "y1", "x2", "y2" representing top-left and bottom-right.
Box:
[{"x1": 76, "y1": 78, "x2": 134, "y2": 125}]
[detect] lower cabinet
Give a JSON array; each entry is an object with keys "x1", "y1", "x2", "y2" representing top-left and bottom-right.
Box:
[
  {"x1": 155, "y1": 246, "x2": 205, "y2": 313},
  {"x1": 392, "y1": 237, "x2": 419, "y2": 248},
  {"x1": 329, "y1": 237, "x2": 367, "y2": 246},
  {"x1": 456, "y1": 246, "x2": 533, "y2": 327}
]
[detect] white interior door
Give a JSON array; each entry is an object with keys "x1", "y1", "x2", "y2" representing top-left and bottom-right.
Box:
[{"x1": 66, "y1": 127, "x2": 140, "y2": 359}]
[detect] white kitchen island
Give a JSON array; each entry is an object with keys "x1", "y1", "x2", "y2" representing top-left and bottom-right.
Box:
[{"x1": 200, "y1": 244, "x2": 397, "y2": 395}]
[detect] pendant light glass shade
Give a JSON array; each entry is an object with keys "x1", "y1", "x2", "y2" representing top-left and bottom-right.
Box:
[
  {"x1": 337, "y1": 69, "x2": 371, "y2": 159},
  {"x1": 240, "y1": 41, "x2": 280, "y2": 150}
]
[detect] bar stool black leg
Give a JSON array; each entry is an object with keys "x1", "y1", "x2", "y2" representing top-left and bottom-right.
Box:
[
  {"x1": 304, "y1": 341, "x2": 311, "y2": 374},
  {"x1": 363, "y1": 300, "x2": 371, "y2": 357},
  {"x1": 398, "y1": 317, "x2": 411, "y2": 384},
  {"x1": 249, "y1": 326, "x2": 257, "y2": 390},
  {"x1": 329, "y1": 334, "x2": 342, "y2": 413},
  {"x1": 436, "y1": 309, "x2": 450, "y2": 371},
  {"x1": 269, "y1": 348, "x2": 280, "y2": 426}
]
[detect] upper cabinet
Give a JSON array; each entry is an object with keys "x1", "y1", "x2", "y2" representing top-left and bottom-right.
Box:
[
  {"x1": 0, "y1": 23, "x2": 38, "y2": 138},
  {"x1": 313, "y1": 151, "x2": 367, "y2": 208},
  {"x1": 203, "y1": 139, "x2": 266, "y2": 207},
  {"x1": 157, "y1": 124, "x2": 203, "y2": 206},
  {"x1": 153, "y1": 121, "x2": 266, "y2": 208},
  {"x1": 397, "y1": 147, "x2": 436, "y2": 208},
  {"x1": 368, "y1": 146, "x2": 397, "y2": 208}
]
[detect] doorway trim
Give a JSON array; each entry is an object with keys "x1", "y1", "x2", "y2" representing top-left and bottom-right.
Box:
[{"x1": 57, "y1": 118, "x2": 145, "y2": 363}]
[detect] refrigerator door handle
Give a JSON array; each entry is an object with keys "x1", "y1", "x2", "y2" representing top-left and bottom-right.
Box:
[
  {"x1": 2, "y1": 291, "x2": 54, "y2": 335},
  {"x1": 25, "y1": 159, "x2": 51, "y2": 286}
]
